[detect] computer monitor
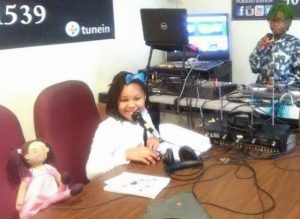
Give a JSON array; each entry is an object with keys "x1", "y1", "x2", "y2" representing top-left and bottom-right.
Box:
[
  {"x1": 166, "y1": 13, "x2": 230, "y2": 61},
  {"x1": 140, "y1": 8, "x2": 188, "y2": 51}
]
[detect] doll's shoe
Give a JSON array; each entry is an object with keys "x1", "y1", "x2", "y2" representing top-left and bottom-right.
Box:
[
  {"x1": 61, "y1": 172, "x2": 71, "y2": 184},
  {"x1": 70, "y1": 183, "x2": 84, "y2": 196}
]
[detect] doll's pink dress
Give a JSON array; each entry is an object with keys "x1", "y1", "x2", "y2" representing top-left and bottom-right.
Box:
[{"x1": 19, "y1": 164, "x2": 67, "y2": 219}]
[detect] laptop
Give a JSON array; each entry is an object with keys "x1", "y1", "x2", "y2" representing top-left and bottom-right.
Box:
[{"x1": 140, "y1": 8, "x2": 188, "y2": 51}]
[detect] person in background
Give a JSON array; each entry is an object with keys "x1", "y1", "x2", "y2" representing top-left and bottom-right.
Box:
[
  {"x1": 86, "y1": 71, "x2": 160, "y2": 180},
  {"x1": 249, "y1": 3, "x2": 300, "y2": 84}
]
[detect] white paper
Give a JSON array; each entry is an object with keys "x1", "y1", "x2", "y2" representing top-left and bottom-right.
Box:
[{"x1": 103, "y1": 172, "x2": 170, "y2": 199}]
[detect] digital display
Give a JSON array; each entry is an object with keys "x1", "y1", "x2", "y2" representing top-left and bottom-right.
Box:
[
  {"x1": 0, "y1": 0, "x2": 115, "y2": 50},
  {"x1": 167, "y1": 13, "x2": 230, "y2": 61},
  {"x1": 187, "y1": 14, "x2": 229, "y2": 54}
]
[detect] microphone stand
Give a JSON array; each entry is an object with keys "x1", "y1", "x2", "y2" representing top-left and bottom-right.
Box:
[
  {"x1": 143, "y1": 128, "x2": 148, "y2": 146},
  {"x1": 272, "y1": 76, "x2": 275, "y2": 126}
]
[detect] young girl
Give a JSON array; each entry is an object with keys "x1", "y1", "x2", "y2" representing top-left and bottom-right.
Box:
[
  {"x1": 86, "y1": 71, "x2": 161, "y2": 180},
  {"x1": 13, "y1": 140, "x2": 83, "y2": 219}
]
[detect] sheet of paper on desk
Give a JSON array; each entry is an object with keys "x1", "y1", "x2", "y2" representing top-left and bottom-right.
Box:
[
  {"x1": 103, "y1": 172, "x2": 170, "y2": 199},
  {"x1": 158, "y1": 123, "x2": 212, "y2": 161}
]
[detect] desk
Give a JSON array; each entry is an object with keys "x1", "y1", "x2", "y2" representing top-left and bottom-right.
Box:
[{"x1": 32, "y1": 146, "x2": 300, "y2": 219}]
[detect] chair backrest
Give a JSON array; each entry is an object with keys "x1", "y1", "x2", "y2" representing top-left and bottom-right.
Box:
[
  {"x1": 34, "y1": 80, "x2": 101, "y2": 184},
  {"x1": 0, "y1": 105, "x2": 26, "y2": 219}
]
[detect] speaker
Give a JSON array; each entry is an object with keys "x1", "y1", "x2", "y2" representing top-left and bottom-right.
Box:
[{"x1": 162, "y1": 146, "x2": 203, "y2": 174}]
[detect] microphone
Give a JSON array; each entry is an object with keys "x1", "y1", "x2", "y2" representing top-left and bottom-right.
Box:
[
  {"x1": 266, "y1": 33, "x2": 273, "y2": 40},
  {"x1": 132, "y1": 111, "x2": 160, "y2": 139},
  {"x1": 261, "y1": 33, "x2": 273, "y2": 48}
]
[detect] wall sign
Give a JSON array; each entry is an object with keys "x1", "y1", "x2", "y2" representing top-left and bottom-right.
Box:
[
  {"x1": 0, "y1": 0, "x2": 115, "y2": 49},
  {"x1": 232, "y1": 0, "x2": 300, "y2": 20}
]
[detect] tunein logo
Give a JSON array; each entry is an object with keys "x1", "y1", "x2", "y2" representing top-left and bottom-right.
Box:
[
  {"x1": 65, "y1": 21, "x2": 111, "y2": 37},
  {"x1": 65, "y1": 21, "x2": 80, "y2": 37}
]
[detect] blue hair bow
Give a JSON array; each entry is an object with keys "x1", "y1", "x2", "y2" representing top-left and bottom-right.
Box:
[{"x1": 125, "y1": 72, "x2": 146, "y2": 85}]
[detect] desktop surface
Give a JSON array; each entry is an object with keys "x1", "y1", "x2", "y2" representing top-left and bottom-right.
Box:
[{"x1": 31, "y1": 145, "x2": 300, "y2": 219}]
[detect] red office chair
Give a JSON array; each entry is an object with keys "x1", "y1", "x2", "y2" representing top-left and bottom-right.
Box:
[
  {"x1": 34, "y1": 80, "x2": 101, "y2": 184},
  {"x1": 0, "y1": 105, "x2": 26, "y2": 219}
]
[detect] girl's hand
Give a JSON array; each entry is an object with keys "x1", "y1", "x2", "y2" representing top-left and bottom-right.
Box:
[
  {"x1": 146, "y1": 137, "x2": 160, "y2": 151},
  {"x1": 126, "y1": 146, "x2": 160, "y2": 165}
]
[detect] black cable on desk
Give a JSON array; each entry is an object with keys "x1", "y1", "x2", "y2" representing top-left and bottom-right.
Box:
[
  {"x1": 191, "y1": 160, "x2": 276, "y2": 217},
  {"x1": 52, "y1": 195, "x2": 130, "y2": 210},
  {"x1": 161, "y1": 146, "x2": 276, "y2": 217},
  {"x1": 273, "y1": 144, "x2": 300, "y2": 171},
  {"x1": 163, "y1": 162, "x2": 229, "y2": 190}
]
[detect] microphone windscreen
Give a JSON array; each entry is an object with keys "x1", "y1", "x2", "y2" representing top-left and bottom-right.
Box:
[
  {"x1": 132, "y1": 111, "x2": 143, "y2": 122},
  {"x1": 266, "y1": 33, "x2": 273, "y2": 40}
]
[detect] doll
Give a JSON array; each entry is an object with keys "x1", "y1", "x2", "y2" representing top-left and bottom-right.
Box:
[{"x1": 13, "y1": 140, "x2": 84, "y2": 219}]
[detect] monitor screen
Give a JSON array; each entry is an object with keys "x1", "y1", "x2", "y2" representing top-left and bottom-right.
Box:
[{"x1": 166, "y1": 13, "x2": 230, "y2": 61}]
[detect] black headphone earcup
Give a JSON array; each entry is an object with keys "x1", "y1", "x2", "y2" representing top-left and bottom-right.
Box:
[
  {"x1": 166, "y1": 160, "x2": 203, "y2": 174},
  {"x1": 179, "y1": 146, "x2": 198, "y2": 161},
  {"x1": 164, "y1": 146, "x2": 203, "y2": 174},
  {"x1": 163, "y1": 148, "x2": 175, "y2": 166}
]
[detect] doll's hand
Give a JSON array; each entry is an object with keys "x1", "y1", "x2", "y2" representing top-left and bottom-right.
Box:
[
  {"x1": 126, "y1": 146, "x2": 160, "y2": 165},
  {"x1": 146, "y1": 137, "x2": 160, "y2": 151},
  {"x1": 16, "y1": 202, "x2": 23, "y2": 212},
  {"x1": 16, "y1": 180, "x2": 28, "y2": 212}
]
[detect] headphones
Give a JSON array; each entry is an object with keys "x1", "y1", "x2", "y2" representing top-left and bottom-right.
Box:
[{"x1": 162, "y1": 146, "x2": 203, "y2": 174}]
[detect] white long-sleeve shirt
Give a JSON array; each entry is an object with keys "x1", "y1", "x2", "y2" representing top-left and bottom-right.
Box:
[{"x1": 86, "y1": 109, "x2": 156, "y2": 181}]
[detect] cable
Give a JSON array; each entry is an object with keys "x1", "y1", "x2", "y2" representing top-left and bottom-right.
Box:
[
  {"x1": 164, "y1": 147, "x2": 277, "y2": 217},
  {"x1": 279, "y1": 92, "x2": 295, "y2": 105},
  {"x1": 164, "y1": 160, "x2": 230, "y2": 189},
  {"x1": 52, "y1": 195, "x2": 129, "y2": 210},
  {"x1": 176, "y1": 54, "x2": 201, "y2": 112},
  {"x1": 168, "y1": 168, "x2": 205, "y2": 181},
  {"x1": 191, "y1": 160, "x2": 276, "y2": 216},
  {"x1": 273, "y1": 146, "x2": 300, "y2": 171}
]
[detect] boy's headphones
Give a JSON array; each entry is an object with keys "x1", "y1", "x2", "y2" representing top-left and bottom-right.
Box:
[{"x1": 162, "y1": 146, "x2": 203, "y2": 174}]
